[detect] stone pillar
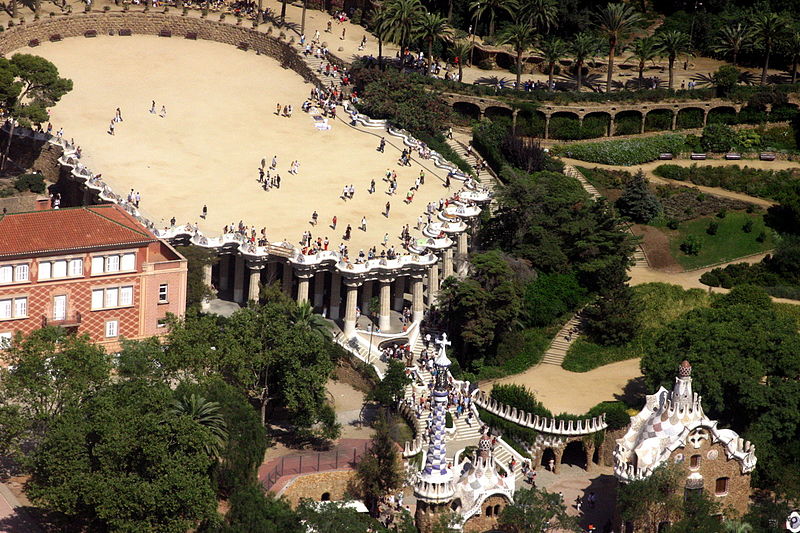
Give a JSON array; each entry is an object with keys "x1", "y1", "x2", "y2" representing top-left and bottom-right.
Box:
[
  {"x1": 428, "y1": 263, "x2": 439, "y2": 306},
  {"x1": 411, "y1": 275, "x2": 424, "y2": 323},
  {"x1": 703, "y1": 109, "x2": 709, "y2": 126},
  {"x1": 282, "y1": 262, "x2": 293, "y2": 297},
  {"x1": 554, "y1": 447, "x2": 565, "y2": 475},
  {"x1": 608, "y1": 115, "x2": 616, "y2": 136},
  {"x1": 671, "y1": 110, "x2": 678, "y2": 130},
  {"x1": 343, "y1": 281, "x2": 360, "y2": 337},
  {"x1": 219, "y1": 255, "x2": 230, "y2": 293},
  {"x1": 233, "y1": 255, "x2": 245, "y2": 304},
  {"x1": 544, "y1": 114, "x2": 551, "y2": 139},
  {"x1": 379, "y1": 279, "x2": 392, "y2": 332},
  {"x1": 297, "y1": 274, "x2": 310, "y2": 304},
  {"x1": 457, "y1": 232, "x2": 468, "y2": 257},
  {"x1": 329, "y1": 273, "x2": 341, "y2": 319},
  {"x1": 203, "y1": 263, "x2": 213, "y2": 289},
  {"x1": 247, "y1": 265, "x2": 262, "y2": 303},
  {"x1": 442, "y1": 248, "x2": 454, "y2": 280},
  {"x1": 266, "y1": 262, "x2": 277, "y2": 285},
  {"x1": 361, "y1": 280, "x2": 374, "y2": 315},
  {"x1": 578, "y1": 115, "x2": 584, "y2": 127},
  {"x1": 313, "y1": 271, "x2": 325, "y2": 310},
  {"x1": 393, "y1": 276, "x2": 405, "y2": 311},
  {"x1": 511, "y1": 109, "x2": 519, "y2": 134},
  {"x1": 640, "y1": 113, "x2": 646, "y2": 134},
  {"x1": 585, "y1": 444, "x2": 596, "y2": 473}
]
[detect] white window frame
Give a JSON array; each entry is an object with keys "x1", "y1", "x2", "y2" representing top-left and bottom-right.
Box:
[
  {"x1": 0, "y1": 264, "x2": 30, "y2": 284},
  {"x1": 105, "y1": 255, "x2": 120, "y2": 273},
  {"x1": 91, "y1": 253, "x2": 136, "y2": 276},
  {"x1": 38, "y1": 257, "x2": 84, "y2": 281},
  {"x1": 0, "y1": 266, "x2": 12, "y2": 284},
  {"x1": 91, "y1": 286, "x2": 134, "y2": 310},
  {"x1": 158, "y1": 284, "x2": 168, "y2": 303},
  {"x1": 68, "y1": 259, "x2": 83, "y2": 277},
  {"x1": 105, "y1": 320, "x2": 119, "y2": 338},
  {"x1": 0, "y1": 296, "x2": 27, "y2": 320},
  {"x1": 120, "y1": 286, "x2": 133, "y2": 307},
  {"x1": 13, "y1": 264, "x2": 28, "y2": 282}
]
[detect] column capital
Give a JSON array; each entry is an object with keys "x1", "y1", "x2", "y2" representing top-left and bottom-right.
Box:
[{"x1": 343, "y1": 278, "x2": 364, "y2": 288}]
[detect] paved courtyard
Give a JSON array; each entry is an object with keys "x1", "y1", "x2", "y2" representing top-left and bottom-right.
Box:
[{"x1": 26, "y1": 36, "x2": 455, "y2": 253}]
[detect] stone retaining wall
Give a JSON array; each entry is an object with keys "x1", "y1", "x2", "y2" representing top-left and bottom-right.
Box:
[{"x1": 0, "y1": 12, "x2": 320, "y2": 88}]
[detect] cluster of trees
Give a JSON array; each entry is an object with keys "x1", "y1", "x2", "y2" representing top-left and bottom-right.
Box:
[{"x1": 0, "y1": 286, "x2": 346, "y2": 530}]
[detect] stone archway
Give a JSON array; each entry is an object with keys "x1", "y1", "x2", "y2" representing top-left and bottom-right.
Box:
[
  {"x1": 583, "y1": 111, "x2": 612, "y2": 138},
  {"x1": 613, "y1": 110, "x2": 643, "y2": 136},
  {"x1": 644, "y1": 109, "x2": 673, "y2": 132},
  {"x1": 453, "y1": 101, "x2": 482, "y2": 122},
  {"x1": 675, "y1": 107, "x2": 705, "y2": 129},
  {"x1": 485, "y1": 105, "x2": 514, "y2": 121},
  {"x1": 707, "y1": 106, "x2": 738, "y2": 125},
  {"x1": 541, "y1": 447, "x2": 557, "y2": 470},
  {"x1": 562, "y1": 440, "x2": 587, "y2": 469},
  {"x1": 548, "y1": 111, "x2": 581, "y2": 140}
]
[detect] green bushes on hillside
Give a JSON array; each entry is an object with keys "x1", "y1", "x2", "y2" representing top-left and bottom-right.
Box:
[{"x1": 550, "y1": 134, "x2": 688, "y2": 165}]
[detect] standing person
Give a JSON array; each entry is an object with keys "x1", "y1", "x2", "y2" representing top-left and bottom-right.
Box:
[
  {"x1": 360, "y1": 216, "x2": 367, "y2": 231},
  {"x1": 150, "y1": 100, "x2": 156, "y2": 114},
  {"x1": 341, "y1": 27, "x2": 346, "y2": 40},
  {"x1": 311, "y1": 211, "x2": 318, "y2": 225},
  {"x1": 159, "y1": 105, "x2": 167, "y2": 118},
  {"x1": 108, "y1": 120, "x2": 115, "y2": 135},
  {"x1": 447, "y1": 127, "x2": 452, "y2": 139},
  {"x1": 385, "y1": 201, "x2": 390, "y2": 217},
  {"x1": 271, "y1": 155, "x2": 277, "y2": 169},
  {"x1": 378, "y1": 137, "x2": 385, "y2": 152},
  {"x1": 276, "y1": 103, "x2": 281, "y2": 115},
  {"x1": 383, "y1": 232, "x2": 389, "y2": 246},
  {"x1": 201, "y1": 205, "x2": 207, "y2": 219},
  {"x1": 116, "y1": 107, "x2": 123, "y2": 121},
  {"x1": 331, "y1": 215, "x2": 337, "y2": 229}
]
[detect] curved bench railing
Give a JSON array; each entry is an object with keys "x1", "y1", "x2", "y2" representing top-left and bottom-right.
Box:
[{"x1": 472, "y1": 389, "x2": 607, "y2": 436}]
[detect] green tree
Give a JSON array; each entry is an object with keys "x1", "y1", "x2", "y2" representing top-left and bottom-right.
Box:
[
  {"x1": 617, "y1": 464, "x2": 685, "y2": 532},
  {"x1": 522, "y1": 272, "x2": 587, "y2": 328},
  {"x1": 498, "y1": 487, "x2": 579, "y2": 532},
  {"x1": 291, "y1": 300, "x2": 332, "y2": 339},
  {"x1": 520, "y1": 0, "x2": 558, "y2": 34},
  {"x1": 540, "y1": 37, "x2": 569, "y2": 90},
  {"x1": 722, "y1": 520, "x2": 753, "y2": 533},
  {"x1": 571, "y1": 32, "x2": 600, "y2": 91},
  {"x1": 296, "y1": 499, "x2": 388, "y2": 532},
  {"x1": 383, "y1": 0, "x2": 425, "y2": 53},
  {"x1": 752, "y1": 11, "x2": 790, "y2": 86},
  {"x1": 583, "y1": 284, "x2": 641, "y2": 346},
  {"x1": 450, "y1": 39, "x2": 474, "y2": 80},
  {"x1": 712, "y1": 65, "x2": 741, "y2": 97},
  {"x1": 417, "y1": 11, "x2": 451, "y2": 69},
  {"x1": 615, "y1": 170, "x2": 662, "y2": 224},
  {"x1": 355, "y1": 414, "x2": 404, "y2": 512},
  {"x1": 701, "y1": 122, "x2": 737, "y2": 152},
  {"x1": 171, "y1": 393, "x2": 228, "y2": 460},
  {"x1": 656, "y1": 30, "x2": 692, "y2": 90},
  {"x1": 628, "y1": 36, "x2": 661, "y2": 88},
  {"x1": 0, "y1": 327, "x2": 110, "y2": 452},
  {"x1": 594, "y1": 3, "x2": 644, "y2": 93},
  {"x1": 785, "y1": 31, "x2": 800, "y2": 84},
  {"x1": 179, "y1": 244, "x2": 219, "y2": 310},
  {"x1": 496, "y1": 21, "x2": 538, "y2": 91},
  {"x1": 27, "y1": 380, "x2": 217, "y2": 532},
  {"x1": 369, "y1": 3, "x2": 392, "y2": 71},
  {"x1": 369, "y1": 359, "x2": 411, "y2": 406},
  {"x1": 469, "y1": 0, "x2": 517, "y2": 37},
  {"x1": 0, "y1": 54, "x2": 72, "y2": 171},
  {"x1": 712, "y1": 23, "x2": 753, "y2": 67},
  {"x1": 222, "y1": 483, "x2": 299, "y2": 533}
]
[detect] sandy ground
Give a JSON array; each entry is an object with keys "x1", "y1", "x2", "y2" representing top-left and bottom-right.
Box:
[
  {"x1": 27, "y1": 36, "x2": 454, "y2": 252},
  {"x1": 483, "y1": 358, "x2": 644, "y2": 415}
]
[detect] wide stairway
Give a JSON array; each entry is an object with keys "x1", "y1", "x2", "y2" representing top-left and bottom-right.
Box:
[
  {"x1": 446, "y1": 133, "x2": 500, "y2": 197},
  {"x1": 539, "y1": 315, "x2": 582, "y2": 366},
  {"x1": 291, "y1": 41, "x2": 345, "y2": 92}
]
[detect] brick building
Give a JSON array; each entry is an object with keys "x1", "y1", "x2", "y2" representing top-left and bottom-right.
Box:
[{"x1": 0, "y1": 205, "x2": 187, "y2": 351}]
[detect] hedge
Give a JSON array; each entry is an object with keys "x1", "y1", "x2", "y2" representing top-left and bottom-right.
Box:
[
  {"x1": 550, "y1": 134, "x2": 688, "y2": 165},
  {"x1": 652, "y1": 164, "x2": 800, "y2": 201}
]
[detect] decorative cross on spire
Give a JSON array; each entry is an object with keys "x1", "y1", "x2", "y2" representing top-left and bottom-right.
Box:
[{"x1": 434, "y1": 333, "x2": 452, "y2": 369}]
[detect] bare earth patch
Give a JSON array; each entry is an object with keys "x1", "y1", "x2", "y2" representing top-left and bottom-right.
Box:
[{"x1": 630, "y1": 224, "x2": 682, "y2": 272}]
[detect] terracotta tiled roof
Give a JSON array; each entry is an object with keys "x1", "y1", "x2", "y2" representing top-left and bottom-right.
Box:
[{"x1": 0, "y1": 204, "x2": 156, "y2": 258}]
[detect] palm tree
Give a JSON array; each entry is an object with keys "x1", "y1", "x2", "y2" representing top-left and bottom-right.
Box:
[
  {"x1": 469, "y1": 0, "x2": 518, "y2": 38},
  {"x1": 520, "y1": 0, "x2": 558, "y2": 34},
  {"x1": 656, "y1": 30, "x2": 691, "y2": 90},
  {"x1": 571, "y1": 32, "x2": 600, "y2": 91},
  {"x1": 786, "y1": 32, "x2": 800, "y2": 84},
  {"x1": 279, "y1": 0, "x2": 287, "y2": 23},
  {"x1": 171, "y1": 394, "x2": 228, "y2": 459},
  {"x1": 627, "y1": 36, "x2": 660, "y2": 88},
  {"x1": 291, "y1": 301, "x2": 333, "y2": 339},
  {"x1": 752, "y1": 11, "x2": 790, "y2": 86},
  {"x1": 540, "y1": 37, "x2": 569, "y2": 90},
  {"x1": 369, "y1": 3, "x2": 391, "y2": 71},
  {"x1": 594, "y1": 3, "x2": 644, "y2": 92},
  {"x1": 723, "y1": 521, "x2": 753, "y2": 533},
  {"x1": 450, "y1": 40, "x2": 474, "y2": 81},
  {"x1": 496, "y1": 21, "x2": 537, "y2": 90},
  {"x1": 383, "y1": 0, "x2": 425, "y2": 55},
  {"x1": 417, "y1": 11, "x2": 451, "y2": 69},
  {"x1": 712, "y1": 23, "x2": 753, "y2": 67}
]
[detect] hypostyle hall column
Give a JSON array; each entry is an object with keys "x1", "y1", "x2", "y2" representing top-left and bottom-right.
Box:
[
  {"x1": 313, "y1": 271, "x2": 325, "y2": 310},
  {"x1": 247, "y1": 265, "x2": 262, "y2": 303},
  {"x1": 219, "y1": 255, "x2": 230, "y2": 293},
  {"x1": 393, "y1": 276, "x2": 405, "y2": 311},
  {"x1": 343, "y1": 280, "x2": 361, "y2": 337},
  {"x1": 296, "y1": 273, "x2": 311, "y2": 304},
  {"x1": 282, "y1": 262, "x2": 293, "y2": 297},
  {"x1": 428, "y1": 263, "x2": 439, "y2": 306},
  {"x1": 442, "y1": 248, "x2": 454, "y2": 280},
  {"x1": 201, "y1": 263, "x2": 214, "y2": 311},
  {"x1": 379, "y1": 278, "x2": 392, "y2": 332},
  {"x1": 329, "y1": 272, "x2": 342, "y2": 319},
  {"x1": 361, "y1": 280, "x2": 374, "y2": 315},
  {"x1": 267, "y1": 262, "x2": 277, "y2": 285},
  {"x1": 411, "y1": 275, "x2": 424, "y2": 323},
  {"x1": 233, "y1": 255, "x2": 245, "y2": 304},
  {"x1": 457, "y1": 232, "x2": 468, "y2": 257}
]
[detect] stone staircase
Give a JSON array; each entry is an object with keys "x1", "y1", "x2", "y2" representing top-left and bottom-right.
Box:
[
  {"x1": 539, "y1": 315, "x2": 581, "y2": 366},
  {"x1": 292, "y1": 42, "x2": 345, "y2": 92},
  {"x1": 446, "y1": 135, "x2": 500, "y2": 197}
]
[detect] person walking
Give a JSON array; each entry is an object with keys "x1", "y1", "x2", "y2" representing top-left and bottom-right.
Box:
[
  {"x1": 385, "y1": 201, "x2": 391, "y2": 217},
  {"x1": 378, "y1": 137, "x2": 386, "y2": 152},
  {"x1": 331, "y1": 215, "x2": 337, "y2": 229},
  {"x1": 360, "y1": 216, "x2": 367, "y2": 231},
  {"x1": 159, "y1": 105, "x2": 167, "y2": 118},
  {"x1": 201, "y1": 205, "x2": 207, "y2": 219}
]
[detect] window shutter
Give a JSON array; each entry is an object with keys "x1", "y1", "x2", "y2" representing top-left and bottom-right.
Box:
[
  {"x1": 105, "y1": 288, "x2": 119, "y2": 308},
  {"x1": 91, "y1": 290, "x2": 104, "y2": 310},
  {"x1": 0, "y1": 299, "x2": 11, "y2": 319},
  {"x1": 120, "y1": 286, "x2": 133, "y2": 306},
  {"x1": 14, "y1": 298, "x2": 26, "y2": 318},
  {"x1": 38, "y1": 261, "x2": 51, "y2": 280},
  {"x1": 121, "y1": 253, "x2": 136, "y2": 272},
  {"x1": 0, "y1": 266, "x2": 12, "y2": 283},
  {"x1": 91, "y1": 256, "x2": 104, "y2": 274},
  {"x1": 106, "y1": 255, "x2": 120, "y2": 273},
  {"x1": 53, "y1": 260, "x2": 67, "y2": 278},
  {"x1": 69, "y1": 259, "x2": 83, "y2": 277},
  {"x1": 14, "y1": 264, "x2": 28, "y2": 282}
]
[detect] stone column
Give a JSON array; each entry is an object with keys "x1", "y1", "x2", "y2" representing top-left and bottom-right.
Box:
[
  {"x1": 282, "y1": 262, "x2": 293, "y2": 297},
  {"x1": 671, "y1": 110, "x2": 678, "y2": 130},
  {"x1": 703, "y1": 109, "x2": 709, "y2": 126},
  {"x1": 343, "y1": 281, "x2": 360, "y2": 337},
  {"x1": 379, "y1": 279, "x2": 392, "y2": 332},
  {"x1": 266, "y1": 262, "x2": 277, "y2": 285},
  {"x1": 393, "y1": 276, "x2": 405, "y2": 312},
  {"x1": 578, "y1": 115, "x2": 584, "y2": 127},
  {"x1": 554, "y1": 447, "x2": 565, "y2": 475},
  {"x1": 442, "y1": 248, "x2": 454, "y2": 280},
  {"x1": 201, "y1": 263, "x2": 214, "y2": 311},
  {"x1": 361, "y1": 280, "x2": 374, "y2": 315},
  {"x1": 219, "y1": 255, "x2": 230, "y2": 293},
  {"x1": 233, "y1": 255, "x2": 245, "y2": 304},
  {"x1": 247, "y1": 265, "x2": 262, "y2": 303},
  {"x1": 428, "y1": 263, "x2": 439, "y2": 306},
  {"x1": 411, "y1": 275, "x2": 424, "y2": 323},
  {"x1": 296, "y1": 274, "x2": 311, "y2": 304},
  {"x1": 329, "y1": 273, "x2": 341, "y2": 319},
  {"x1": 511, "y1": 109, "x2": 519, "y2": 134},
  {"x1": 640, "y1": 113, "x2": 646, "y2": 134},
  {"x1": 313, "y1": 271, "x2": 325, "y2": 310},
  {"x1": 457, "y1": 232, "x2": 468, "y2": 257},
  {"x1": 608, "y1": 115, "x2": 616, "y2": 136},
  {"x1": 544, "y1": 114, "x2": 551, "y2": 139}
]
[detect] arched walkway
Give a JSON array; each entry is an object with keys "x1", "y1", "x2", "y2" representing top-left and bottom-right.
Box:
[
  {"x1": 644, "y1": 109, "x2": 672, "y2": 132},
  {"x1": 583, "y1": 112, "x2": 612, "y2": 138},
  {"x1": 613, "y1": 110, "x2": 643, "y2": 136},
  {"x1": 561, "y1": 440, "x2": 587, "y2": 469},
  {"x1": 453, "y1": 101, "x2": 481, "y2": 122},
  {"x1": 707, "y1": 106, "x2": 738, "y2": 125},
  {"x1": 676, "y1": 107, "x2": 705, "y2": 129}
]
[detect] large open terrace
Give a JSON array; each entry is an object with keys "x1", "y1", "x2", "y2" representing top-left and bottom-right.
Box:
[{"x1": 29, "y1": 35, "x2": 456, "y2": 253}]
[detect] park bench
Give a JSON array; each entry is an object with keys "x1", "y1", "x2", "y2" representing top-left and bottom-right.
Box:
[
  {"x1": 185, "y1": 32, "x2": 198, "y2": 40},
  {"x1": 119, "y1": 28, "x2": 132, "y2": 36},
  {"x1": 237, "y1": 42, "x2": 249, "y2": 51},
  {"x1": 690, "y1": 153, "x2": 707, "y2": 160},
  {"x1": 84, "y1": 30, "x2": 97, "y2": 38},
  {"x1": 28, "y1": 39, "x2": 39, "y2": 47},
  {"x1": 725, "y1": 153, "x2": 742, "y2": 160},
  {"x1": 49, "y1": 34, "x2": 62, "y2": 42},
  {"x1": 760, "y1": 152, "x2": 776, "y2": 161},
  {"x1": 658, "y1": 153, "x2": 673, "y2": 160},
  {"x1": 159, "y1": 29, "x2": 171, "y2": 37}
]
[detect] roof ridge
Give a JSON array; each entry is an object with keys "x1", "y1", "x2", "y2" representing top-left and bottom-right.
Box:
[{"x1": 87, "y1": 206, "x2": 153, "y2": 239}]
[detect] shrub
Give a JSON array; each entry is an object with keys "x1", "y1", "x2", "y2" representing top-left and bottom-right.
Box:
[
  {"x1": 681, "y1": 235, "x2": 702, "y2": 255},
  {"x1": 701, "y1": 123, "x2": 736, "y2": 152},
  {"x1": 757, "y1": 231, "x2": 767, "y2": 243},
  {"x1": 493, "y1": 327, "x2": 554, "y2": 374},
  {"x1": 706, "y1": 221, "x2": 719, "y2": 235},
  {"x1": 550, "y1": 134, "x2": 688, "y2": 166},
  {"x1": 716, "y1": 208, "x2": 727, "y2": 219},
  {"x1": 651, "y1": 164, "x2": 800, "y2": 201},
  {"x1": 14, "y1": 173, "x2": 45, "y2": 193},
  {"x1": 445, "y1": 411, "x2": 454, "y2": 428},
  {"x1": 667, "y1": 219, "x2": 680, "y2": 230},
  {"x1": 521, "y1": 272, "x2": 587, "y2": 327},
  {"x1": 742, "y1": 220, "x2": 754, "y2": 233},
  {"x1": 586, "y1": 401, "x2": 631, "y2": 430}
]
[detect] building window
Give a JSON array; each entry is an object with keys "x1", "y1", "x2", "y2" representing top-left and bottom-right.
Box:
[
  {"x1": 105, "y1": 320, "x2": 119, "y2": 338},
  {"x1": 157, "y1": 318, "x2": 168, "y2": 328},
  {"x1": 91, "y1": 286, "x2": 134, "y2": 310},
  {"x1": 0, "y1": 297, "x2": 28, "y2": 320},
  {"x1": 0, "y1": 264, "x2": 30, "y2": 284},
  {"x1": 68, "y1": 259, "x2": 83, "y2": 277},
  {"x1": 158, "y1": 284, "x2": 168, "y2": 303},
  {"x1": 690, "y1": 455, "x2": 701, "y2": 469},
  {"x1": 39, "y1": 258, "x2": 84, "y2": 281},
  {"x1": 715, "y1": 477, "x2": 729, "y2": 495},
  {"x1": 91, "y1": 253, "x2": 136, "y2": 275}
]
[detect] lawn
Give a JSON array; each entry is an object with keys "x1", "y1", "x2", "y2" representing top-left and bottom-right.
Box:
[{"x1": 668, "y1": 211, "x2": 775, "y2": 270}]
